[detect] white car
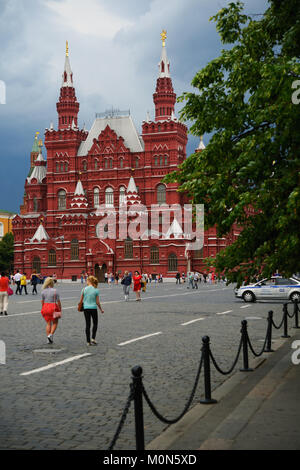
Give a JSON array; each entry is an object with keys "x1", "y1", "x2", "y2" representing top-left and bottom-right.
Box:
[{"x1": 235, "y1": 277, "x2": 300, "y2": 303}]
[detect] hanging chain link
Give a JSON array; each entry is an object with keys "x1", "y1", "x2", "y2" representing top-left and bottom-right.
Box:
[{"x1": 107, "y1": 384, "x2": 135, "y2": 451}]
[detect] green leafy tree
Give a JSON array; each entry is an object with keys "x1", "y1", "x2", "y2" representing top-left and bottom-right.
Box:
[
  {"x1": 0, "y1": 232, "x2": 14, "y2": 273},
  {"x1": 165, "y1": 0, "x2": 300, "y2": 285}
]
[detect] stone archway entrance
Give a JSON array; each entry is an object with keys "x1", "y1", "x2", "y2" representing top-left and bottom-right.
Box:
[{"x1": 95, "y1": 263, "x2": 107, "y2": 283}]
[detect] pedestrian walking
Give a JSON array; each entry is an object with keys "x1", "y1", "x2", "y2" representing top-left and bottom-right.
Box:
[
  {"x1": 193, "y1": 272, "x2": 199, "y2": 289},
  {"x1": 78, "y1": 276, "x2": 104, "y2": 346},
  {"x1": 132, "y1": 271, "x2": 142, "y2": 301},
  {"x1": 175, "y1": 272, "x2": 181, "y2": 284},
  {"x1": 187, "y1": 272, "x2": 194, "y2": 289},
  {"x1": 30, "y1": 271, "x2": 39, "y2": 295},
  {"x1": 14, "y1": 270, "x2": 22, "y2": 294},
  {"x1": 141, "y1": 274, "x2": 147, "y2": 292},
  {"x1": 114, "y1": 272, "x2": 119, "y2": 285},
  {"x1": 0, "y1": 271, "x2": 10, "y2": 316},
  {"x1": 41, "y1": 277, "x2": 62, "y2": 344},
  {"x1": 20, "y1": 273, "x2": 28, "y2": 295},
  {"x1": 121, "y1": 271, "x2": 132, "y2": 301},
  {"x1": 182, "y1": 272, "x2": 185, "y2": 283}
]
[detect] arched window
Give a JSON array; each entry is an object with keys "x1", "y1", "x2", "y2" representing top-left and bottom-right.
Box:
[
  {"x1": 119, "y1": 186, "x2": 126, "y2": 205},
  {"x1": 154, "y1": 156, "x2": 158, "y2": 166},
  {"x1": 60, "y1": 162, "x2": 64, "y2": 172},
  {"x1": 56, "y1": 162, "x2": 59, "y2": 172},
  {"x1": 150, "y1": 246, "x2": 159, "y2": 264},
  {"x1": 109, "y1": 159, "x2": 113, "y2": 169},
  {"x1": 32, "y1": 256, "x2": 41, "y2": 273},
  {"x1": 105, "y1": 187, "x2": 114, "y2": 207},
  {"x1": 71, "y1": 239, "x2": 79, "y2": 260},
  {"x1": 160, "y1": 155, "x2": 164, "y2": 166},
  {"x1": 157, "y1": 184, "x2": 166, "y2": 205},
  {"x1": 94, "y1": 159, "x2": 98, "y2": 170},
  {"x1": 168, "y1": 253, "x2": 178, "y2": 272},
  {"x1": 104, "y1": 159, "x2": 108, "y2": 169},
  {"x1": 33, "y1": 197, "x2": 38, "y2": 212},
  {"x1": 94, "y1": 187, "x2": 100, "y2": 207},
  {"x1": 48, "y1": 249, "x2": 56, "y2": 266},
  {"x1": 120, "y1": 158, "x2": 124, "y2": 168},
  {"x1": 65, "y1": 162, "x2": 68, "y2": 172},
  {"x1": 82, "y1": 160, "x2": 87, "y2": 171},
  {"x1": 58, "y1": 190, "x2": 66, "y2": 210},
  {"x1": 124, "y1": 238, "x2": 133, "y2": 259},
  {"x1": 165, "y1": 155, "x2": 168, "y2": 166},
  {"x1": 135, "y1": 158, "x2": 139, "y2": 168}
]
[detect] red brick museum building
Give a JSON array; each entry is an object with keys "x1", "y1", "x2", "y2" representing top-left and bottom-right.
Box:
[{"x1": 13, "y1": 35, "x2": 241, "y2": 281}]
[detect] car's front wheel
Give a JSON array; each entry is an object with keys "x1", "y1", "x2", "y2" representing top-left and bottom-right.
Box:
[
  {"x1": 242, "y1": 291, "x2": 256, "y2": 302},
  {"x1": 290, "y1": 291, "x2": 300, "y2": 303}
]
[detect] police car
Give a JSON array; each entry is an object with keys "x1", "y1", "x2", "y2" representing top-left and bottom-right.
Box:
[{"x1": 235, "y1": 277, "x2": 300, "y2": 302}]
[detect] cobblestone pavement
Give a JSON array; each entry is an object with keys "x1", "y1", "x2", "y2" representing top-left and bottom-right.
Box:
[{"x1": 0, "y1": 280, "x2": 292, "y2": 450}]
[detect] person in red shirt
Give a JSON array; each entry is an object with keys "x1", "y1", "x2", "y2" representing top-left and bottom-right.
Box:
[
  {"x1": 132, "y1": 271, "x2": 142, "y2": 301},
  {"x1": 0, "y1": 272, "x2": 10, "y2": 315}
]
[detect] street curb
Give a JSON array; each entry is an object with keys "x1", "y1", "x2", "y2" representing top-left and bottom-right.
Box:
[{"x1": 146, "y1": 337, "x2": 286, "y2": 450}]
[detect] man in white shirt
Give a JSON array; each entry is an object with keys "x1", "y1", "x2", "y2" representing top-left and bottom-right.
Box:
[{"x1": 14, "y1": 270, "x2": 22, "y2": 295}]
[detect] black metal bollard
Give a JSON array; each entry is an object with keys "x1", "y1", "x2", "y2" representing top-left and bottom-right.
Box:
[
  {"x1": 264, "y1": 310, "x2": 274, "y2": 352},
  {"x1": 200, "y1": 336, "x2": 217, "y2": 404},
  {"x1": 240, "y1": 320, "x2": 253, "y2": 372},
  {"x1": 293, "y1": 301, "x2": 300, "y2": 329},
  {"x1": 281, "y1": 303, "x2": 291, "y2": 338},
  {"x1": 131, "y1": 366, "x2": 145, "y2": 451}
]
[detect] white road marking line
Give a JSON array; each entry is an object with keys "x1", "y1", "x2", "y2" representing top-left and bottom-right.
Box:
[
  {"x1": 16, "y1": 296, "x2": 76, "y2": 304},
  {"x1": 142, "y1": 288, "x2": 225, "y2": 301},
  {"x1": 216, "y1": 310, "x2": 232, "y2": 315},
  {"x1": 20, "y1": 353, "x2": 92, "y2": 376},
  {"x1": 240, "y1": 305, "x2": 251, "y2": 308},
  {"x1": 0, "y1": 306, "x2": 77, "y2": 318},
  {"x1": 245, "y1": 316, "x2": 263, "y2": 320},
  {"x1": 118, "y1": 332, "x2": 162, "y2": 346},
  {"x1": 181, "y1": 318, "x2": 205, "y2": 326}
]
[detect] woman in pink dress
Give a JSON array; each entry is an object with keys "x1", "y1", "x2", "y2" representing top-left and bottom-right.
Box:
[{"x1": 132, "y1": 271, "x2": 142, "y2": 301}]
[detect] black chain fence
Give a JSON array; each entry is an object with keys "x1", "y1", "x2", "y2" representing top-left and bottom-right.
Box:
[{"x1": 106, "y1": 300, "x2": 299, "y2": 450}]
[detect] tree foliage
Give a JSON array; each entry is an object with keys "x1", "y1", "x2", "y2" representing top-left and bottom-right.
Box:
[
  {"x1": 165, "y1": 0, "x2": 300, "y2": 285},
  {"x1": 0, "y1": 232, "x2": 14, "y2": 273}
]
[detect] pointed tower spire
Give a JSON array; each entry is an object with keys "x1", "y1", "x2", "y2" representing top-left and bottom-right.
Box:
[
  {"x1": 196, "y1": 136, "x2": 206, "y2": 152},
  {"x1": 158, "y1": 30, "x2": 170, "y2": 78},
  {"x1": 153, "y1": 31, "x2": 176, "y2": 121},
  {"x1": 62, "y1": 41, "x2": 74, "y2": 87},
  {"x1": 56, "y1": 42, "x2": 80, "y2": 130}
]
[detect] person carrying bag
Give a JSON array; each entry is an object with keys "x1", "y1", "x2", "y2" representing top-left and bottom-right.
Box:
[
  {"x1": 78, "y1": 276, "x2": 104, "y2": 346},
  {"x1": 41, "y1": 277, "x2": 62, "y2": 344}
]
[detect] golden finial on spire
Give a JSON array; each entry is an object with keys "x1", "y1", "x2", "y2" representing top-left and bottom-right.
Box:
[
  {"x1": 161, "y1": 30, "x2": 167, "y2": 47},
  {"x1": 66, "y1": 40, "x2": 69, "y2": 57}
]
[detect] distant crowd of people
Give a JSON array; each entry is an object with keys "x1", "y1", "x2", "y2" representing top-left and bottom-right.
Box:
[{"x1": 175, "y1": 271, "x2": 226, "y2": 288}]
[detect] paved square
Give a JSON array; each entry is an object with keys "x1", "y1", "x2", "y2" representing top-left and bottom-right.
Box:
[{"x1": 0, "y1": 280, "x2": 288, "y2": 450}]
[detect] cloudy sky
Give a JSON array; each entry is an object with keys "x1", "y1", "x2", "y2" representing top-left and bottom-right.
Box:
[{"x1": 0, "y1": 0, "x2": 267, "y2": 212}]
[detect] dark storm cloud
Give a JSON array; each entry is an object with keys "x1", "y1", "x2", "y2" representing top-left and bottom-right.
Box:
[{"x1": 0, "y1": 0, "x2": 268, "y2": 212}]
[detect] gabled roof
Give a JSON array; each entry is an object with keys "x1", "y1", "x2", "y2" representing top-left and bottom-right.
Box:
[
  {"x1": 30, "y1": 223, "x2": 50, "y2": 242},
  {"x1": 165, "y1": 218, "x2": 183, "y2": 239},
  {"x1": 77, "y1": 115, "x2": 144, "y2": 156}
]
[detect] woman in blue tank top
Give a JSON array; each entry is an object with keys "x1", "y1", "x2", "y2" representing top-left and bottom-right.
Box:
[{"x1": 79, "y1": 275, "x2": 104, "y2": 346}]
